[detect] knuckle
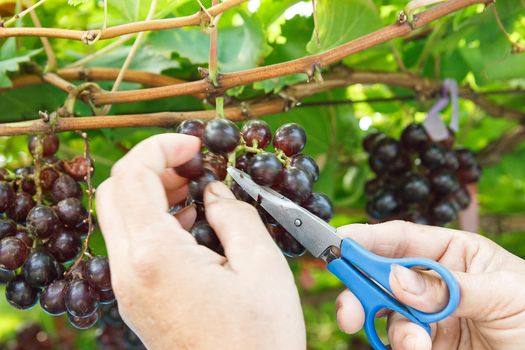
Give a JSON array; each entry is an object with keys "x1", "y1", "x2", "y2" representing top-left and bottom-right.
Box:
[{"x1": 129, "y1": 244, "x2": 160, "y2": 284}]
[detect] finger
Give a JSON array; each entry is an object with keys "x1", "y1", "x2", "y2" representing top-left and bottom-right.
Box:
[
  {"x1": 174, "y1": 206, "x2": 196, "y2": 231},
  {"x1": 166, "y1": 185, "x2": 189, "y2": 207},
  {"x1": 160, "y1": 168, "x2": 189, "y2": 195},
  {"x1": 387, "y1": 312, "x2": 432, "y2": 350},
  {"x1": 203, "y1": 182, "x2": 285, "y2": 271},
  {"x1": 335, "y1": 290, "x2": 365, "y2": 334}
]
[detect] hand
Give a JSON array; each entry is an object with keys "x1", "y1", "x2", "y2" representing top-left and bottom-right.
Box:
[
  {"x1": 96, "y1": 134, "x2": 305, "y2": 350},
  {"x1": 335, "y1": 221, "x2": 525, "y2": 349}
]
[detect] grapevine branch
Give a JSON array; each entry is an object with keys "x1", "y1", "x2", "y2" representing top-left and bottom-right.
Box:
[{"x1": 0, "y1": 0, "x2": 247, "y2": 40}]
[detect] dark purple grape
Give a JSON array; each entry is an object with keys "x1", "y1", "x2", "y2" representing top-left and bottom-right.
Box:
[
  {"x1": 387, "y1": 154, "x2": 411, "y2": 174},
  {"x1": 430, "y1": 200, "x2": 457, "y2": 225},
  {"x1": 232, "y1": 182, "x2": 254, "y2": 203},
  {"x1": 190, "y1": 221, "x2": 223, "y2": 254},
  {"x1": 28, "y1": 134, "x2": 59, "y2": 157},
  {"x1": 400, "y1": 124, "x2": 429, "y2": 150},
  {"x1": 362, "y1": 133, "x2": 386, "y2": 153},
  {"x1": 188, "y1": 169, "x2": 218, "y2": 203},
  {"x1": 0, "y1": 268, "x2": 14, "y2": 283},
  {"x1": 8, "y1": 192, "x2": 35, "y2": 222},
  {"x1": 26, "y1": 205, "x2": 60, "y2": 239},
  {"x1": 62, "y1": 156, "x2": 91, "y2": 181},
  {"x1": 56, "y1": 198, "x2": 87, "y2": 227},
  {"x1": 40, "y1": 167, "x2": 59, "y2": 190},
  {"x1": 290, "y1": 155, "x2": 319, "y2": 182},
  {"x1": 40, "y1": 279, "x2": 68, "y2": 315},
  {"x1": 399, "y1": 174, "x2": 430, "y2": 203},
  {"x1": 371, "y1": 138, "x2": 400, "y2": 163},
  {"x1": 176, "y1": 120, "x2": 205, "y2": 140},
  {"x1": 450, "y1": 187, "x2": 471, "y2": 210},
  {"x1": 75, "y1": 220, "x2": 90, "y2": 239},
  {"x1": 46, "y1": 229, "x2": 82, "y2": 263},
  {"x1": 364, "y1": 178, "x2": 382, "y2": 197},
  {"x1": 85, "y1": 256, "x2": 112, "y2": 291},
  {"x1": 14, "y1": 228, "x2": 33, "y2": 247},
  {"x1": 68, "y1": 311, "x2": 99, "y2": 329},
  {"x1": 457, "y1": 165, "x2": 482, "y2": 184},
  {"x1": 0, "y1": 219, "x2": 16, "y2": 239},
  {"x1": 23, "y1": 251, "x2": 59, "y2": 288},
  {"x1": 65, "y1": 279, "x2": 100, "y2": 317},
  {"x1": 455, "y1": 149, "x2": 478, "y2": 169},
  {"x1": 371, "y1": 190, "x2": 400, "y2": 218},
  {"x1": 174, "y1": 153, "x2": 204, "y2": 179},
  {"x1": 368, "y1": 155, "x2": 388, "y2": 175},
  {"x1": 203, "y1": 152, "x2": 227, "y2": 180},
  {"x1": 124, "y1": 327, "x2": 146, "y2": 349},
  {"x1": 0, "y1": 182, "x2": 15, "y2": 212},
  {"x1": 235, "y1": 154, "x2": 252, "y2": 172},
  {"x1": 51, "y1": 174, "x2": 82, "y2": 203},
  {"x1": 428, "y1": 170, "x2": 459, "y2": 195},
  {"x1": 420, "y1": 144, "x2": 446, "y2": 169},
  {"x1": 273, "y1": 123, "x2": 306, "y2": 156},
  {"x1": 302, "y1": 193, "x2": 333, "y2": 222},
  {"x1": 366, "y1": 201, "x2": 382, "y2": 221},
  {"x1": 268, "y1": 224, "x2": 305, "y2": 257},
  {"x1": 438, "y1": 128, "x2": 455, "y2": 149},
  {"x1": 15, "y1": 167, "x2": 36, "y2": 194},
  {"x1": 98, "y1": 289, "x2": 116, "y2": 304},
  {"x1": 405, "y1": 211, "x2": 430, "y2": 225},
  {"x1": 203, "y1": 119, "x2": 240, "y2": 154},
  {"x1": 443, "y1": 150, "x2": 459, "y2": 171},
  {"x1": 0, "y1": 237, "x2": 29, "y2": 270},
  {"x1": 278, "y1": 167, "x2": 312, "y2": 203},
  {"x1": 241, "y1": 120, "x2": 272, "y2": 149},
  {"x1": 248, "y1": 152, "x2": 283, "y2": 186},
  {"x1": 5, "y1": 275, "x2": 40, "y2": 309},
  {"x1": 100, "y1": 303, "x2": 123, "y2": 327}
]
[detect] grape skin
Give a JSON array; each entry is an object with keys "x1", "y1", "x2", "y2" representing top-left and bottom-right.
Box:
[
  {"x1": 5, "y1": 275, "x2": 40, "y2": 310},
  {"x1": 248, "y1": 152, "x2": 283, "y2": 186},
  {"x1": 203, "y1": 119, "x2": 240, "y2": 154},
  {"x1": 273, "y1": 123, "x2": 306, "y2": 156},
  {"x1": 0, "y1": 237, "x2": 29, "y2": 270}
]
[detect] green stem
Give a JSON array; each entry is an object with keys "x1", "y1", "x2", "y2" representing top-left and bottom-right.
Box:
[{"x1": 216, "y1": 97, "x2": 225, "y2": 118}]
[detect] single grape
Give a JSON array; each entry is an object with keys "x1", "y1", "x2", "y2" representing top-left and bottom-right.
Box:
[
  {"x1": 428, "y1": 170, "x2": 459, "y2": 195},
  {"x1": 68, "y1": 311, "x2": 99, "y2": 330},
  {"x1": 371, "y1": 138, "x2": 400, "y2": 163},
  {"x1": 0, "y1": 219, "x2": 16, "y2": 239},
  {"x1": 0, "y1": 268, "x2": 15, "y2": 283},
  {"x1": 203, "y1": 152, "x2": 228, "y2": 180},
  {"x1": 371, "y1": 190, "x2": 400, "y2": 218},
  {"x1": 387, "y1": 154, "x2": 411, "y2": 174},
  {"x1": 40, "y1": 279, "x2": 68, "y2": 315},
  {"x1": 429, "y1": 200, "x2": 457, "y2": 225},
  {"x1": 14, "y1": 228, "x2": 33, "y2": 247},
  {"x1": 399, "y1": 174, "x2": 430, "y2": 203},
  {"x1": 56, "y1": 198, "x2": 87, "y2": 227},
  {"x1": 302, "y1": 193, "x2": 334, "y2": 222},
  {"x1": 45, "y1": 229, "x2": 82, "y2": 263},
  {"x1": 241, "y1": 120, "x2": 272, "y2": 149},
  {"x1": 273, "y1": 123, "x2": 306, "y2": 156},
  {"x1": 455, "y1": 149, "x2": 478, "y2": 169},
  {"x1": 75, "y1": 220, "x2": 90, "y2": 239},
  {"x1": 5, "y1": 275, "x2": 40, "y2": 310},
  {"x1": 278, "y1": 167, "x2": 313, "y2": 203},
  {"x1": 450, "y1": 187, "x2": 471, "y2": 210},
  {"x1": 26, "y1": 205, "x2": 60, "y2": 239},
  {"x1": 400, "y1": 124, "x2": 429, "y2": 150},
  {"x1": 23, "y1": 251, "x2": 59, "y2": 288},
  {"x1": 100, "y1": 303, "x2": 123, "y2": 328},
  {"x1": 62, "y1": 156, "x2": 91, "y2": 181},
  {"x1": 84, "y1": 256, "x2": 112, "y2": 291},
  {"x1": 235, "y1": 154, "x2": 252, "y2": 172},
  {"x1": 28, "y1": 134, "x2": 59, "y2": 157},
  {"x1": 457, "y1": 165, "x2": 482, "y2": 184},
  {"x1": 124, "y1": 327, "x2": 147, "y2": 350},
  {"x1": 40, "y1": 167, "x2": 59, "y2": 190},
  {"x1": 443, "y1": 150, "x2": 459, "y2": 171},
  {"x1": 420, "y1": 144, "x2": 446, "y2": 169},
  {"x1": 176, "y1": 120, "x2": 205, "y2": 140},
  {"x1": 268, "y1": 224, "x2": 305, "y2": 257},
  {"x1": 248, "y1": 152, "x2": 283, "y2": 186},
  {"x1": 290, "y1": 155, "x2": 319, "y2": 182},
  {"x1": 364, "y1": 178, "x2": 382, "y2": 197},
  {"x1": 0, "y1": 237, "x2": 29, "y2": 270},
  {"x1": 51, "y1": 174, "x2": 82, "y2": 203},
  {"x1": 232, "y1": 182, "x2": 254, "y2": 203},
  {"x1": 15, "y1": 167, "x2": 36, "y2": 194},
  {"x1": 368, "y1": 154, "x2": 388, "y2": 175},
  {"x1": 174, "y1": 153, "x2": 204, "y2": 179},
  {"x1": 405, "y1": 211, "x2": 430, "y2": 225},
  {"x1": 98, "y1": 289, "x2": 116, "y2": 305},
  {"x1": 65, "y1": 279, "x2": 100, "y2": 317},
  {"x1": 8, "y1": 192, "x2": 35, "y2": 222},
  {"x1": 188, "y1": 169, "x2": 218, "y2": 203},
  {"x1": 190, "y1": 221, "x2": 223, "y2": 254},
  {"x1": 0, "y1": 182, "x2": 15, "y2": 212},
  {"x1": 203, "y1": 119, "x2": 240, "y2": 154},
  {"x1": 362, "y1": 132, "x2": 386, "y2": 153}
]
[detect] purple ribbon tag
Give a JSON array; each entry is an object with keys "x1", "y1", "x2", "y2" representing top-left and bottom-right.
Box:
[{"x1": 423, "y1": 79, "x2": 459, "y2": 141}]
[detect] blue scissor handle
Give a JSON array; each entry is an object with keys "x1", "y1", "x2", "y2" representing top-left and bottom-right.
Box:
[
  {"x1": 328, "y1": 257, "x2": 431, "y2": 350},
  {"x1": 339, "y1": 237, "x2": 460, "y2": 324}
]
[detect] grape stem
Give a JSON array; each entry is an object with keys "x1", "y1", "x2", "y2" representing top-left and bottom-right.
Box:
[
  {"x1": 33, "y1": 135, "x2": 44, "y2": 205},
  {"x1": 275, "y1": 149, "x2": 291, "y2": 167}
]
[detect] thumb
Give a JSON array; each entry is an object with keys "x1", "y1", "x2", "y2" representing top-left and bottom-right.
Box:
[
  {"x1": 390, "y1": 265, "x2": 523, "y2": 321},
  {"x1": 203, "y1": 181, "x2": 285, "y2": 271}
]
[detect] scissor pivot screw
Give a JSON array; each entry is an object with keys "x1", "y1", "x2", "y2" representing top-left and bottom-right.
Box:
[{"x1": 294, "y1": 219, "x2": 302, "y2": 227}]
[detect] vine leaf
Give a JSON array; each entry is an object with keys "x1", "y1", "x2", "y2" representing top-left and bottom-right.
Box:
[
  {"x1": 0, "y1": 38, "x2": 42, "y2": 88},
  {"x1": 67, "y1": 0, "x2": 90, "y2": 6}
]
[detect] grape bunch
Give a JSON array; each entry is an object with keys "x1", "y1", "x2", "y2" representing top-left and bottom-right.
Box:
[
  {"x1": 364, "y1": 123, "x2": 481, "y2": 226},
  {"x1": 0, "y1": 134, "x2": 113, "y2": 330},
  {"x1": 97, "y1": 303, "x2": 146, "y2": 350},
  {"x1": 0, "y1": 322, "x2": 53, "y2": 350},
  {"x1": 175, "y1": 119, "x2": 334, "y2": 257}
]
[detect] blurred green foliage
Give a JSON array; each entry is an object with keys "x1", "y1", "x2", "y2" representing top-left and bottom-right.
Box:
[{"x1": 0, "y1": 0, "x2": 524, "y2": 348}]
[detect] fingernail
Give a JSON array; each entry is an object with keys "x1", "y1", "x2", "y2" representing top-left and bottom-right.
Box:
[
  {"x1": 392, "y1": 264, "x2": 425, "y2": 295},
  {"x1": 207, "y1": 181, "x2": 233, "y2": 199}
]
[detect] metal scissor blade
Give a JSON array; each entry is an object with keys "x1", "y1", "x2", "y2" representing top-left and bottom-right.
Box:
[{"x1": 227, "y1": 167, "x2": 342, "y2": 260}]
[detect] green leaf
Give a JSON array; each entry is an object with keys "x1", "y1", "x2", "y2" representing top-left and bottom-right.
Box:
[
  {"x1": 0, "y1": 38, "x2": 42, "y2": 87},
  {"x1": 306, "y1": 0, "x2": 381, "y2": 53},
  {"x1": 67, "y1": 0, "x2": 90, "y2": 7}
]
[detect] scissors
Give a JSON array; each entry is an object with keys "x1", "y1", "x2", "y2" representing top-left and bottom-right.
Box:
[{"x1": 227, "y1": 167, "x2": 460, "y2": 350}]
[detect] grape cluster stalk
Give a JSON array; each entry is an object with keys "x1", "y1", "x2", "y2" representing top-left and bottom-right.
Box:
[
  {"x1": 364, "y1": 123, "x2": 482, "y2": 226},
  {"x1": 0, "y1": 134, "x2": 113, "y2": 330},
  {"x1": 175, "y1": 119, "x2": 334, "y2": 257}
]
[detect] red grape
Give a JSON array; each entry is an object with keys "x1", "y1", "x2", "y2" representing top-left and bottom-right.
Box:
[
  {"x1": 65, "y1": 279, "x2": 100, "y2": 317},
  {"x1": 56, "y1": 198, "x2": 87, "y2": 227},
  {"x1": 40, "y1": 279, "x2": 67, "y2": 315},
  {"x1": 84, "y1": 256, "x2": 112, "y2": 291},
  {"x1": 68, "y1": 311, "x2": 99, "y2": 329},
  {"x1": 5, "y1": 275, "x2": 40, "y2": 310},
  {"x1": 28, "y1": 134, "x2": 59, "y2": 157},
  {"x1": 273, "y1": 123, "x2": 306, "y2": 156},
  {"x1": 0, "y1": 237, "x2": 29, "y2": 270},
  {"x1": 278, "y1": 167, "x2": 312, "y2": 203},
  {"x1": 175, "y1": 153, "x2": 204, "y2": 179},
  {"x1": 176, "y1": 120, "x2": 205, "y2": 140},
  {"x1": 62, "y1": 156, "x2": 91, "y2": 181},
  {"x1": 40, "y1": 167, "x2": 59, "y2": 190},
  {"x1": 290, "y1": 155, "x2": 319, "y2": 182},
  {"x1": 267, "y1": 224, "x2": 305, "y2": 257},
  {"x1": 235, "y1": 154, "x2": 252, "y2": 172},
  {"x1": 46, "y1": 229, "x2": 82, "y2": 263},
  {"x1": 0, "y1": 182, "x2": 15, "y2": 212},
  {"x1": 98, "y1": 289, "x2": 116, "y2": 304},
  {"x1": 241, "y1": 120, "x2": 272, "y2": 149},
  {"x1": 248, "y1": 152, "x2": 283, "y2": 186},
  {"x1": 302, "y1": 193, "x2": 334, "y2": 222},
  {"x1": 0, "y1": 219, "x2": 16, "y2": 239},
  {"x1": 26, "y1": 205, "x2": 60, "y2": 239},
  {"x1": 51, "y1": 174, "x2": 82, "y2": 203},
  {"x1": 8, "y1": 192, "x2": 35, "y2": 222},
  {"x1": 203, "y1": 152, "x2": 228, "y2": 180},
  {"x1": 23, "y1": 251, "x2": 59, "y2": 288},
  {"x1": 203, "y1": 119, "x2": 240, "y2": 154},
  {"x1": 188, "y1": 169, "x2": 218, "y2": 202},
  {"x1": 190, "y1": 221, "x2": 223, "y2": 254}
]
